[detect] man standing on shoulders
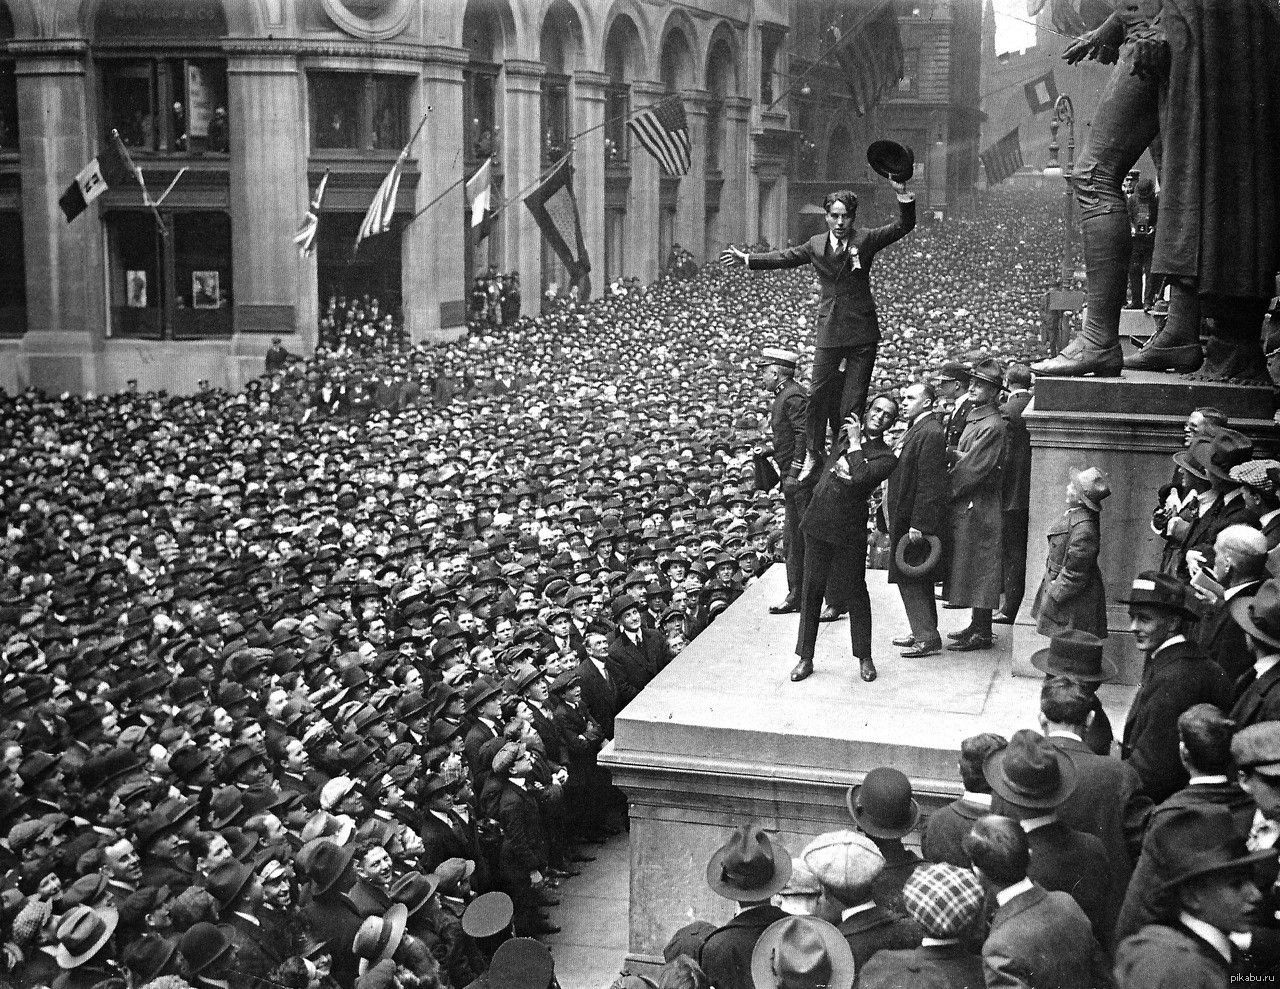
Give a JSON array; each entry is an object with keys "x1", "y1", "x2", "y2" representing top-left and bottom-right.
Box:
[
  {"x1": 944, "y1": 358, "x2": 1006, "y2": 652},
  {"x1": 996, "y1": 364, "x2": 1034, "y2": 625},
  {"x1": 721, "y1": 174, "x2": 916, "y2": 482},
  {"x1": 885, "y1": 381, "x2": 949, "y2": 658},
  {"x1": 757, "y1": 347, "x2": 809, "y2": 616}
]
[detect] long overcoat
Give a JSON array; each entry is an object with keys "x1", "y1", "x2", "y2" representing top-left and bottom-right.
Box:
[
  {"x1": 1031, "y1": 505, "x2": 1107, "y2": 636},
  {"x1": 944, "y1": 404, "x2": 1004, "y2": 609}
]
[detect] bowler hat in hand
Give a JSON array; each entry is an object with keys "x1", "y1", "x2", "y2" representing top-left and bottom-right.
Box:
[
  {"x1": 894, "y1": 532, "x2": 942, "y2": 578},
  {"x1": 706, "y1": 823, "x2": 793, "y2": 901},
  {"x1": 867, "y1": 140, "x2": 915, "y2": 184}
]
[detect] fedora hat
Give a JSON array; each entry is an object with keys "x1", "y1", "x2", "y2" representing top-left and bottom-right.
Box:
[
  {"x1": 983, "y1": 728, "x2": 1077, "y2": 810},
  {"x1": 179, "y1": 921, "x2": 233, "y2": 977},
  {"x1": 53, "y1": 904, "x2": 119, "y2": 968},
  {"x1": 894, "y1": 532, "x2": 942, "y2": 578},
  {"x1": 1069, "y1": 467, "x2": 1112, "y2": 511},
  {"x1": 353, "y1": 904, "x2": 408, "y2": 974},
  {"x1": 463, "y1": 677, "x2": 502, "y2": 712},
  {"x1": 1230, "y1": 578, "x2": 1280, "y2": 651},
  {"x1": 1029, "y1": 629, "x2": 1116, "y2": 682},
  {"x1": 1202, "y1": 429, "x2": 1254, "y2": 485},
  {"x1": 389, "y1": 870, "x2": 440, "y2": 915},
  {"x1": 866, "y1": 139, "x2": 915, "y2": 184},
  {"x1": 1150, "y1": 805, "x2": 1276, "y2": 895},
  {"x1": 611, "y1": 593, "x2": 642, "y2": 620},
  {"x1": 846, "y1": 767, "x2": 920, "y2": 839},
  {"x1": 462, "y1": 890, "x2": 514, "y2": 938},
  {"x1": 751, "y1": 916, "x2": 856, "y2": 989},
  {"x1": 490, "y1": 937, "x2": 556, "y2": 989},
  {"x1": 935, "y1": 361, "x2": 970, "y2": 384},
  {"x1": 706, "y1": 823, "x2": 793, "y2": 901},
  {"x1": 967, "y1": 357, "x2": 1003, "y2": 388},
  {"x1": 307, "y1": 839, "x2": 357, "y2": 896},
  {"x1": 1118, "y1": 571, "x2": 1196, "y2": 617}
]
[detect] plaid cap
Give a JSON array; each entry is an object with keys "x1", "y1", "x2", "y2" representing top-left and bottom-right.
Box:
[
  {"x1": 901, "y1": 862, "x2": 984, "y2": 938},
  {"x1": 1230, "y1": 459, "x2": 1280, "y2": 494}
]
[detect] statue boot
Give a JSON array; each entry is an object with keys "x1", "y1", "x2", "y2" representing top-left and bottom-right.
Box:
[
  {"x1": 1190, "y1": 299, "x2": 1270, "y2": 384},
  {"x1": 1032, "y1": 211, "x2": 1128, "y2": 377},
  {"x1": 1123, "y1": 279, "x2": 1204, "y2": 372}
]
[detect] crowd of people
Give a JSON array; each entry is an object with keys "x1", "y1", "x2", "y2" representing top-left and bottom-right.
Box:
[
  {"x1": 318, "y1": 296, "x2": 408, "y2": 356},
  {"x1": 469, "y1": 272, "x2": 521, "y2": 330},
  {"x1": 3, "y1": 184, "x2": 1242, "y2": 989}
]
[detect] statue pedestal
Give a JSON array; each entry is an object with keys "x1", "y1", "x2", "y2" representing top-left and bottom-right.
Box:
[{"x1": 1012, "y1": 359, "x2": 1278, "y2": 685}]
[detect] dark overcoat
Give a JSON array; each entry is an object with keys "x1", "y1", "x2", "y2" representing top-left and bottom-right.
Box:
[
  {"x1": 944, "y1": 404, "x2": 1004, "y2": 609},
  {"x1": 885, "y1": 411, "x2": 949, "y2": 584},
  {"x1": 1031, "y1": 506, "x2": 1107, "y2": 637}
]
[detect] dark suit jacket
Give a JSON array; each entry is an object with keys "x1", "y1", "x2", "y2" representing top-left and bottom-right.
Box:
[
  {"x1": 837, "y1": 904, "x2": 923, "y2": 972},
  {"x1": 699, "y1": 903, "x2": 788, "y2": 989},
  {"x1": 1023, "y1": 821, "x2": 1113, "y2": 945},
  {"x1": 1178, "y1": 493, "x2": 1259, "y2": 580},
  {"x1": 747, "y1": 198, "x2": 916, "y2": 348},
  {"x1": 608, "y1": 627, "x2": 673, "y2": 708},
  {"x1": 303, "y1": 889, "x2": 363, "y2": 989},
  {"x1": 944, "y1": 397, "x2": 973, "y2": 449},
  {"x1": 858, "y1": 940, "x2": 986, "y2": 989},
  {"x1": 769, "y1": 378, "x2": 808, "y2": 478},
  {"x1": 923, "y1": 795, "x2": 988, "y2": 868},
  {"x1": 1115, "y1": 922, "x2": 1232, "y2": 989},
  {"x1": 1231, "y1": 660, "x2": 1280, "y2": 729},
  {"x1": 463, "y1": 718, "x2": 499, "y2": 784},
  {"x1": 1197, "y1": 580, "x2": 1262, "y2": 682},
  {"x1": 577, "y1": 658, "x2": 621, "y2": 740},
  {"x1": 885, "y1": 411, "x2": 949, "y2": 584},
  {"x1": 1122, "y1": 638, "x2": 1231, "y2": 803},
  {"x1": 873, "y1": 843, "x2": 922, "y2": 919},
  {"x1": 1000, "y1": 390, "x2": 1033, "y2": 515},
  {"x1": 802, "y1": 436, "x2": 898, "y2": 547},
  {"x1": 982, "y1": 884, "x2": 1112, "y2": 989}
]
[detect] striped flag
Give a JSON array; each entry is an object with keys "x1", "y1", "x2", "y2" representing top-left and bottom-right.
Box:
[
  {"x1": 293, "y1": 171, "x2": 329, "y2": 257},
  {"x1": 466, "y1": 157, "x2": 493, "y2": 238},
  {"x1": 980, "y1": 126, "x2": 1024, "y2": 186},
  {"x1": 356, "y1": 149, "x2": 407, "y2": 248},
  {"x1": 626, "y1": 98, "x2": 692, "y2": 176},
  {"x1": 826, "y1": 3, "x2": 904, "y2": 116}
]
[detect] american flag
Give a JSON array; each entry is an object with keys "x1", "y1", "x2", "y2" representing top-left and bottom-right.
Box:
[
  {"x1": 981, "y1": 127, "x2": 1025, "y2": 186},
  {"x1": 627, "y1": 98, "x2": 692, "y2": 176},
  {"x1": 293, "y1": 171, "x2": 328, "y2": 257},
  {"x1": 357, "y1": 150, "x2": 406, "y2": 247},
  {"x1": 826, "y1": 2, "x2": 905, "y2": 116}
]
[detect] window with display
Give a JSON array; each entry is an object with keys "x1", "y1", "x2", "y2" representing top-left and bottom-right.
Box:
[{"x1": 99, "y1": 58, "x2": 228, "y2": 154}]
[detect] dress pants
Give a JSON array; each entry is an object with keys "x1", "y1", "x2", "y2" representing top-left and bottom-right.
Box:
[
  {"x1": 1001, "y1": 509, "x2": 1029, "y2": 620},
  {"x1": 796, "y1": 534, "x2": 872, "y2": 662},
  {"x1": 896, "y1": 579, "x2": 939, "y2": 647},
  {"x1": 783, "y1": 486, "x2": 810, "y2": 598},
  {"x1": 806, "y1": 343, "x2": 878, "y2": 453}
]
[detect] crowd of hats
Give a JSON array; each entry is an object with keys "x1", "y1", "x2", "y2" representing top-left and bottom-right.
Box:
[{"x1": 0, "y1": 186, "x2": 1066, "y2": 989}]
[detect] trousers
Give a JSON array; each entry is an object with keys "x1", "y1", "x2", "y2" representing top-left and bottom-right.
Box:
[
  {"x1": 783, "y1": 486, "x2": 810, "y2": 597},
  {"x1": 796, "y1": 534, "x2": 871, "y2": 661},
  {"x1": 807, "y1": 344, "x2": 877, "y2": 453},
  {"x1": 1001, "y1": 509, "x2": 1029, "y2": 620},
  {"x1": 897, "y1": 579, "x2": 939, "y2": 647}
]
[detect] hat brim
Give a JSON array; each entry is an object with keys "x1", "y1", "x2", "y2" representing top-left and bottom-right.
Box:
[
  {"x1": 1230, "y1": 595, "x2": 1280, "y2": 652},
  {"x1": 462, "y1": 891, "x2": 515, "y2": 938},
  {"x1": 54, "y1": 905, "x2": 119, "y2": 969},
  {"x1": 1172, "y1": 450, "x2": 1210, "y2": 480},
  {"x1": 1118, "y1": 594, "x2": 1196, "y2": 619},
  {"x1": 982, "y1": 744, "x2": 1078, "y2": 810},
  {"x1": 705, "y1": 839, "x2": 794, "y2": 901},
  {"x1": 751, "y1": 917, "x2": 856, "y2": 989},
  {"x1": 464, "y1": 683, "x2": 501, "y2": 712},
  {"x1": 894, "y1": 534, "x2": 942, "y2": 578},
  {"x1": 1028, "y1": 646, "x2": 1116, "y2": 683},
  {"x1": 968, "y1": 370, "x2": 1003, "y2": 387},
  {"x1": 1160, "y1": 847, "x2": 1278, "y2": 895},
  {"x1": 846, "y1": 785, "x2": 922, "y2": 839},
  {"x1": 866, "y1": 140, "x2": 915, "y2": 184},
  {"x1": 313, "y1": 842, "x2": 358, "y2": 895}
]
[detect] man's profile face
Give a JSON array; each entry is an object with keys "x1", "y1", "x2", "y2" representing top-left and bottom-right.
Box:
[
  {"x1": 902, "y1": 384, "x2": 931, "y2": 421},
  {"x1": 825, "y1": 201, "x2": 853, "y2": 239}
]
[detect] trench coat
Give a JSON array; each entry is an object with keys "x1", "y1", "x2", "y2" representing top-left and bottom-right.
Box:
[
  {"x1": 1031, "y1": 505, "x2": 1107, "y2": 637},
  {"x1": 944, "y1": 404, "x2": 1005, "y2": 609}
]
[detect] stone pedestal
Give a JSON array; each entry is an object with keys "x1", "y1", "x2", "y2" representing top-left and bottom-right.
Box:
[{"x1": 1012, "y1": 358, "x2": 1278, "y2": 685}]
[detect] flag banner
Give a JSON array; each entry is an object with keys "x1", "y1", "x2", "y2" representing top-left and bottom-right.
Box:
[
  {"x1": 466, "y1": 158, "x2": 494, "y2": 241},
  {"x1": 827, "y1": 3, "x2": 904, "y2": 116},
  {"x1": 526, "y1": 155, "x2": 591, "y2": 296},
  {"x1": 626, "y1": 99, "x2": 692, "y2": 176},
  {"x1": 980, "y1": 126, "x2": 1024, "y2": 185},
  {"x1": 59, "y1": 130, "x2": 142, "y2": 223},
  {"x1": 294, "y1": 171, "x2": 329, "y2": 258},
  {"x1": 357, "y1": 150, "x2": 406, "y2": 247},
  {"x1": 1023, "y1": 70, "x2": 1059, "y2": 113}
]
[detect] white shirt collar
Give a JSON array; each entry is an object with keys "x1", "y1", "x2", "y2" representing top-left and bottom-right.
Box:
[
  {"x1": 1046, "y1": 729, "x2": 1083, "y2": 742},
  {"x1": 1262, "y1": 508, "x2": 1280, "y2": 527},
  {"x1": 840, "y1": 903, "x2": 876, "y2": 921},
  {"x1": 921, "y1": 937, "x2": 960, "y2": 947},
  {"x1": 234, "y1": 910, "x2": 261, "y2": 926},
  {"x1": 1179, "y1": 911, "x2": 1233, "y2": 963},
  {"x1": 1018, "y1": 813, "x2": 1056, "y2": 832},
  {"x1": 827, "y1": 232, "x2": 848, "y2": 253},
  {"x1": 1189, "y1": 775, "x2": 1229, "y2": 785},
  {"x1": 1255, "y1": 654, "x2": 1280, "y2": 680},
  {"x1": 1197, "y1": 489, "x2": 1219, "y2": 513},
  {"x1": 1225, "y1": 581, "x2": 1261, "y2": 601},
  {"x1": 961, "y1": 791, "x2": 992, "y2": 807},
  {"x1": 995, "y1": 877, "x2": 1034, "y2": 907},
  {"x1": 1154, "y1": 634, "x2": 1188, "y2": 656},
  {"x1": 591, "y1": 657, "x2": 609, "y2": 677}
]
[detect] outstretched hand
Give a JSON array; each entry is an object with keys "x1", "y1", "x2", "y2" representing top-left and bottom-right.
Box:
[
  {"x1": 719, "y1": 247, "x2": 748, "y2": 267},
  {"x1": 1062, "y1": 26, "x2": 1119, "y2": 66}
]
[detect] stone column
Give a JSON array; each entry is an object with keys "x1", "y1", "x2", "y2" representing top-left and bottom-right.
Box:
[
  {"x1": 14, "y1": 40, "x2": 102, "y2": 394},
  {"x1": 225, "y1": 47, "x2": 307, "y2": 384},
  {"x1": 629, "y1": 80, "x2": 665, "y2": 285},
  {"x1": 500, "y1": 59, "x2": 544, "y2": 316},
  {"x1": 679, "y1": 89, "x2": 708, "y2": 263},
  {"x1": 407, "y1": 47, "x2": 468, "y2": 343},
  {"x1": 722, "y1": 96, "x2": 752, "y2": 248},
  {"x1": 571, "y1": 70, "x2": 607, "y2": 300}
]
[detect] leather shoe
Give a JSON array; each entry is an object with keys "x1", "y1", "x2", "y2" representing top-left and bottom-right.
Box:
[
  {"x1": 1123, "y1": 341, "x2": 1203, "y2": 373},
  {"x1": 819, "y1": 606, "x2": 844, "y2": 622},
  {"x1": 891, "y1": 634, "x2": 916, "y2": 647},
  {"x1": 1031, "y1": 340, "x2": 1123, "y2": 377},
  {"x1": 941, "y1": 601, "x2": 966, "y2": 609},
  {"x1": 947, "y1": 634, "x2": 994, "y2": 652},
  {"x1": 947, "y1": 626, "x2": 974, "y2": 640},
  {"x1": 791, "y1": 658, "x2": 814, "y2": 682},
  {"x1": 525, "y1": 920, "x2": 562, "y2": 936},
  {"x1": 901, "y1": 642, "x2": 941, "y2": 658},
  {"x1": 859, "y1": 657, "x2": 877, "y2": 682},
  {"x1": 991, "y1": 612, "x2": 1016, "y2": 625},
  {"x1": 770, "y1": 596, "x2": 801, "y2": 615}
]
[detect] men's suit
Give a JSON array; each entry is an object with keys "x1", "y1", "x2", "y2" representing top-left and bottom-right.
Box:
[
  {"x1": 698, "y1": 903, "x2": 788, "y2": 989},
  {"x1": 608, "y1": 626, "x2": 673, "y2": 708},
  {"x1": 576, "y1": 658, "x2": 620, "y2": 741},
  {"x1": 1177, "y1": 490, "x2": 1259, "y2": 581},
  {"x1": 999, "y1": 389, "x2": 1033, "y2": 619},
  {"x1": 748, "y1": 197, "x2": 916, "y2": 451},
  {"x1": 836, "y1": 904, "x2": 923, "y2": 973},
  {"x1": 769, "y1": 376, "x2": 810, "y2": 599},
  {"x1": 1115, "y1": 922, "x2": 1233, "y2": 989},
  {"x1": 885, "y1": 410, "x2": 949, "y2": 647},
  {"x1": 1048, "y1": 734, "x2": 1153, "y2": 947},
  {"x1": 872, "y1": 843, "x2": 922, "y2": 919},
  {"x1": 922, "y1": 795, "x2": 989, "y2": 868},
  {"x1": 1023, "y1": 820, "x2": 1114, "y2": 946},
  {"x1": 222, "y1": 914, "x2": 284, "y2": 989},
  {"x1": 858, "y1": 941, "x2": 986, "y2": 989},
  {"x1": 944, "y1": 404, "x2": 1005, "y2": 610},
  {"x1": 1197, "y1": 580, "x2": 1263, "y2": 682},
  {"x1": 1122, "y1": 638, "x2": 1230, "y2": 803},
  {"x1": 1230, "y1": 660, "x2": 1280, "y2": 729},
  {"x1": 944, "y1": 396, "x2": 973, "y2": 450},
  {"x1": 981, "y1": 883, "x2": 1111, "y2": 989},
  {"x1": 464, "y1": 717, "x2": 500, "y2": 788},
  {"x1": 796, "y1": 435, "x2": 898, "y2": 663},
  {"x1": 303, "y1": 888, "x2": 363, "y2": 989}
]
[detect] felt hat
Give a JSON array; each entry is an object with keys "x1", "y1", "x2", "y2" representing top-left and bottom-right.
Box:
[
  {"x1": 1231, "y1": 721, "x2": 1280, "y2": 775},
  {"x1": 866, "y1": 139, "x2": 915, "y2": 184},
  {"x1": 750, "y1": 916, "x2": 856, "y2": 989},
  {"x1": 894, "y1": 532, "x2": 942, "y2": 578},
  {"x1": 1149, "y1": 805, "x2": 1276, "y2": 894},
  {"x1": 983, "y1": 728, "x2": 1077, "y2": 810},
  {"x1": 846, "y1": 767, "x2": 920, "y2": 839},
  {"x1": 489, "y1": 937, "x2": 556, "y2": 989},
  {"x1": 352, "y1": 905, "x2": 408, "y2": 974},
  {"x1": 307, "y1": 839, "x2": 357, "y2": 896},
  {"x1": 706, "y1": 823, "x2": 793, "y2": 901},
  {"x1": 611, "y1": 594, "x2": 642, "y2": 620},
  {"x1": 1201, "y1": 430, "x2": 1255, "y2": 485},
  {"x1": 463, "y1": 677, "x2": 502, "y2": 712},
  {"x1": 936, "y1": 361, "x2": 969, "y2": 384},
  {"x1": 967, "y1": 357, "x2": 1004, "y2": 388},
  {"x1": 53, "y1": 904, "x2": 119, "y2": 969},
  {"x1": 1230, "y1": 579, "x2": 1280, "y2": 652},
  {"x1": 1069, "y1": 467, "x2": 1112, "y2": 511},
  {"x1": 179, "y1": 921, "x2": 233, "y2": 977},
  {"x1": 1028, "y1": 629, "x2": 1115, "y2": 682}
]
